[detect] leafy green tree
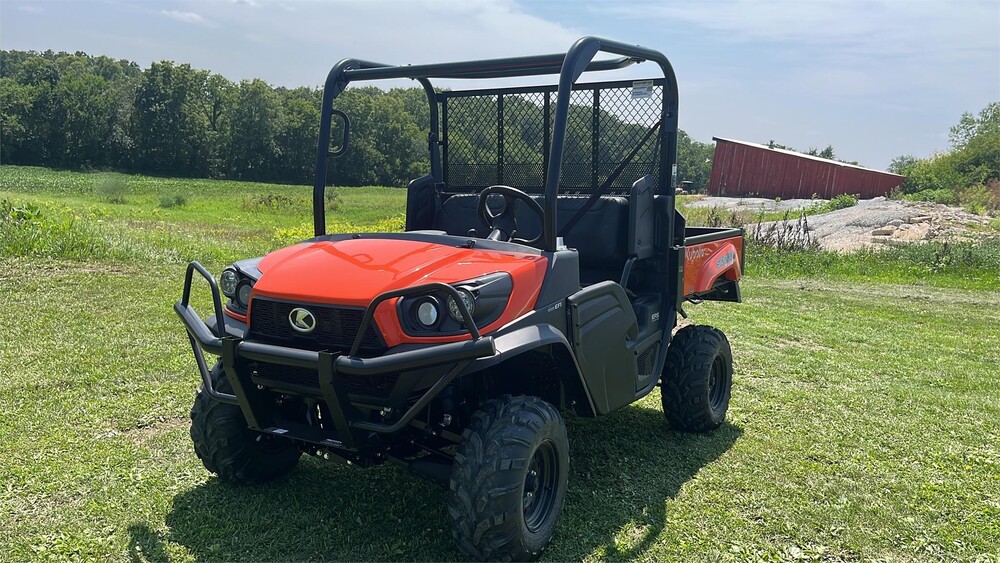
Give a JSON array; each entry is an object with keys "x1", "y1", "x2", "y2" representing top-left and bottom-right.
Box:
[
  {"x1": 201, "y1": 73, "x2": 235, "y2": 177},
  {"x1": 229, "y1": 79, "x2": 282, "y2": 181},
  {"x1": 892, "y1": 101, "x2": 999, "y2": 208},
  {"x1": 370, "y1": 93, "x2": 425, "y2": 185},
  {"x1": 7, "y1": 55, "x2": 61, "y2": 165},
  {"x1": 803, "y1": 145, "x2": 835, "y2": 160},
  {"x1": 949, "y1": 102, "x2": 1000, "y2": 149},
  {"x1": 675, "y1": 131, "x2": 714, "y2": 191},
  {"x1": 274, "y1": 86, "x2": 321, "y2": 184},
  {"x1": 888, "y1": 155, "x2": 919, "y2": 176},
  {"x1": 132, "y1": 61, "x2": 212, "y2": 176},
  {"x1": 54, "y1": 71, "x2": 115, "y2": 167},
  {"x1": 0, "y1": 77, "x2": 34, "y2": 164}
]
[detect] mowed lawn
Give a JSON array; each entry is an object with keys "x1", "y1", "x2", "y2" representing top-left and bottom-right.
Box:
[{"x1": 1, "y1": 166, "x2": 999, "y2": 561}]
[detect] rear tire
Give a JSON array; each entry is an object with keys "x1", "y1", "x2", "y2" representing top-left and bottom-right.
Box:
[
  {"x1": 190, "y1": 362, "x2": 301, "y2": 483},
  {"x1": 447, "y1": 395, "x2": 569, "y2": 562},
  {"x1": 661, "y1": 325, "x2": 733, "y2": 432}
]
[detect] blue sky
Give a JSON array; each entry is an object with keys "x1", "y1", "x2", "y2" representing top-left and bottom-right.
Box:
[{"x1": 2, "y1": 0, "x2": 998, "y2": 170}]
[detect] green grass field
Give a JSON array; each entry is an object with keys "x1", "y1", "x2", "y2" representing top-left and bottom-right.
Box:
[{"x1": 2, "y1": 165, "x2": 999, "y2": 561}]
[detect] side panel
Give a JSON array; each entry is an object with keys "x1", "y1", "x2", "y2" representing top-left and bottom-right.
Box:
[
  {"x1": 683, "y1": 237, "x2": 743, "y2": 297},
  {"x1": 567, "y1": 281, "x2": 638, "y2": 415}
]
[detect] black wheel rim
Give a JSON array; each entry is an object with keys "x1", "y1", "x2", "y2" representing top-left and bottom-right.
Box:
[
  {"x1": 708, "y1": 356, "x2": 728, "y2": 410},
  {"x1": 523, "y1": 440, "x2": 559, "y2": 533}
]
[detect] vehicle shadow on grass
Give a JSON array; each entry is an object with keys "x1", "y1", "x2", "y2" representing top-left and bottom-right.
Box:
[
  {"x1": 152, "y1": 403, "x2": 740, "y2": 561},
  {"x1": 552, "y1": 406, "x2": 742, "y2": 560}
]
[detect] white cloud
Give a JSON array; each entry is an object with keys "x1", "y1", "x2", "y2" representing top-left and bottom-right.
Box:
[
  {"x1": 160, "y1": 10, "x2": 209, "y2": 25},
  {"x1": 594, "y1": 0, "x2": 997, "y2": 60},
  {"x1": 16, "y1": 4, "x2": 44, "y2": 13},
  {"x1": 180, "y1": 0, "x2": 588, "y2": 88}
]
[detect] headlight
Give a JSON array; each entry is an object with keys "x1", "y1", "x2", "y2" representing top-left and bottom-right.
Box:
[
  {"x1": 398, "y1": 274, "x2": 512, "y2": 336},
  {"x1": 218, "y1": 259, "x2": 262, "y2": 315},
  {"x1": 447, "y1": 289, "x2": 476, "y2": 323},
  {"x1": 220, "y1": 268, "x2": 239, "y2": 297},
  {"x1": 236, "y1": 281, "x2": 253, "y2": 309},
  {"x1": 416, "y1": 297, "x2": 441, "y2": 327}
]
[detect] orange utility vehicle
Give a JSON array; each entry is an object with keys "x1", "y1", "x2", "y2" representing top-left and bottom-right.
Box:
[{"x1": 177, "y1": 37, "x2": 743, "y2": 561}]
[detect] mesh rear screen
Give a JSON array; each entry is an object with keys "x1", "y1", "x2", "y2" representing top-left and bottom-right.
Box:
[{"x1": 441, "y1": 80, "x2": 664, "y2": 196}]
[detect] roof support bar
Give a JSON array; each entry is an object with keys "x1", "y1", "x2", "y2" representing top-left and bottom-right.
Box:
[{"x1": 311, "y1": 36, "x2": 680, "y2": 251}]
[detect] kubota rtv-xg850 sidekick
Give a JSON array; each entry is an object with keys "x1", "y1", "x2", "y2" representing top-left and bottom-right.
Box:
[{"x1": 176, "y1": 36, "x2": 744, "y2": 561}]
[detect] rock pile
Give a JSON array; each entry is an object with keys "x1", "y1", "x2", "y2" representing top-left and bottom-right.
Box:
[{"x1": 756, "y1": 197, "x2": 995, "y2": 252}]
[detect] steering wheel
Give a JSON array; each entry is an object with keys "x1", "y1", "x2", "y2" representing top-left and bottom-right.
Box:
[{"x1": 476, "y1": 185, "x2": 544, "y2": 245}]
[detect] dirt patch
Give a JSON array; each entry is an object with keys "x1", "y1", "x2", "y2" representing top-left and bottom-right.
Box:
[{"x1": 101, "y1": 416, "x2": 189, "y2": 445}]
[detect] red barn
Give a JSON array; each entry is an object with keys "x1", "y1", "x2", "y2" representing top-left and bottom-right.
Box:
[{"x1": 706, "y1": 137, "x2": 904, "y2": 199}]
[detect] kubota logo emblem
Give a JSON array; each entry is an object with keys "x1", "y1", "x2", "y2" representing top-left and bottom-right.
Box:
[{"x1": 288, "y1": 308, "x2": 317, "y2": 333}]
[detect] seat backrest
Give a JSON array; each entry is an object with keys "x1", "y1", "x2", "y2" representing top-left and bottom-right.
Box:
[
  {"x1": 628, "y1": 175, "x2": 656, "y2": 260},
  {"x1": 405, "y1": 175, "x2": 439, "y2": 231},
  {"x1": 433, "y1": 193, "x2": 630, "y2": 283},
  {"x1": 556, "y1": 196, "x2": 629, "y2": 271},
  {"x1": 435, "y1": 194, "x2": 482, "y2": 237}
]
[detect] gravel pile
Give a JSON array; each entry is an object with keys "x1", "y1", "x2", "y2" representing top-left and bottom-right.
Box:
[{"x1": 697, "y1": 196, "x2": 995, "y2": 252}]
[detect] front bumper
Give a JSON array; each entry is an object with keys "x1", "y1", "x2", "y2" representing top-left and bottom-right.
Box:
[{"x1": 176, "y1": 261, "x2": 496, "y2": 451}]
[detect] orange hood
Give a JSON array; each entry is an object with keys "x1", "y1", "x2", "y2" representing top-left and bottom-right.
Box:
[{"x1": 250, "y1": 238, "x2": 547, "y2": 345}]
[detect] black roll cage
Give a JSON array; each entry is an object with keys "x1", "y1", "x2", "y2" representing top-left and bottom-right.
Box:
[{"x1": 313, "y1": 36, "x2": 680, "y2": 253}]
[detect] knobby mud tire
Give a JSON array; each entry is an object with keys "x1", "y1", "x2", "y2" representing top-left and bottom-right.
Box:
[
  {"x1": 661, "y1": 325, "x2": 734, "y2": 432},
  {"x1": 447, "y1": 395, "x2": 569, "y2": 562},
  {"x1": 189, "y1": 363, "x2": 301, "y2": 483}
]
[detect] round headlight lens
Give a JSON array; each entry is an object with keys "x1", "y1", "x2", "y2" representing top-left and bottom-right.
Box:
[
  {"x1": 416, "y1": 299, "x2": 440, "y2": 327},
  {"x1": 447, "y1": 289, "x2": 475, "y2": 323},
  {"x1": 236, "y1": 282, "x2": 253, "y2": 308},
  {"x1": 220, "y1": 268, "x2": 239, "y2": 297}
]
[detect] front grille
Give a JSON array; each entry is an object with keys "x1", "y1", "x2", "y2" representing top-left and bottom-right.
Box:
[
  {"x1": 249, "y1": 298, "x2": 385, "y2": 355},
  {"x1": 254, "y1": 363, "x2": 319, "y2": 389},
  {"x1": 252, "y1": 362, "x2": 399, "y2": 398}
]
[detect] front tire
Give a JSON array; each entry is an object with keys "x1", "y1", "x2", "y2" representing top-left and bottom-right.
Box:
[
  {"x1": 661, "y1": 325, "x2": 734, "y2": 432},
  {"x1": 447, "y1": 395, "x2": 569, "y2": 562},
  {"x1": 190, "y1": 362, "x2": 301, "y2": 483}
]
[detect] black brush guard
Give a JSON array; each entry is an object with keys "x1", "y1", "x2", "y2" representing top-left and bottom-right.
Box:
[{"x1": 175, "y1": 261, "x2": 495, "y2": 451}]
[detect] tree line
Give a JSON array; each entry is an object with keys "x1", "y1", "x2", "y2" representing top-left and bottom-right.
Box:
[
  {"x1": 888, "y1": 103, "x2": 999, "y2": 212},
  {"x1": 0, "y1": 49, "x2": 716, "y2": 189},
  {"x1": 0, "y1": 50, "x2": 426, "y2": 186}
]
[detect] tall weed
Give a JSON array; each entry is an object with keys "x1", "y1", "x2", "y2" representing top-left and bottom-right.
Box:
[
  {"x1": 94, "y1": 173, "x2": 129, "y2": 204},
  {"x1": 158, "y1": 193, "x2": 189, "y2": 208},
  {"x1": 747, "y1": 238, "x2": 1000, "y2": 290},
  {"x1": 1, "y1": 198, "x2": 111, "y2": 259},
  {"x1": 240, "y1": 188, "x2": 340, "y2": 214},
  {"x1": 814, "y1": 193, "x2": 858, "y2": 213},
  {"x1": 747, "y1": 210, "x2": 819, "y2": 252},
  {"x1": 272, "y1": 214, "x2": 406, "y2": 246}
]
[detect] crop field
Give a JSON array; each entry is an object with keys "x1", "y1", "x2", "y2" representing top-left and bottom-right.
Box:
[{"x1": 1, "y1": 165, "x2": 999, "y2": 561}]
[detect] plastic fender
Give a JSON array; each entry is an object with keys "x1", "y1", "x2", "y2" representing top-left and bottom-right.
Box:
[
  {"x1": 457, "y1": 323, "x2": 597, "y2": 417},
  {"x1": 692, "y1": 242, "x2": 741, "y2": 295}
]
